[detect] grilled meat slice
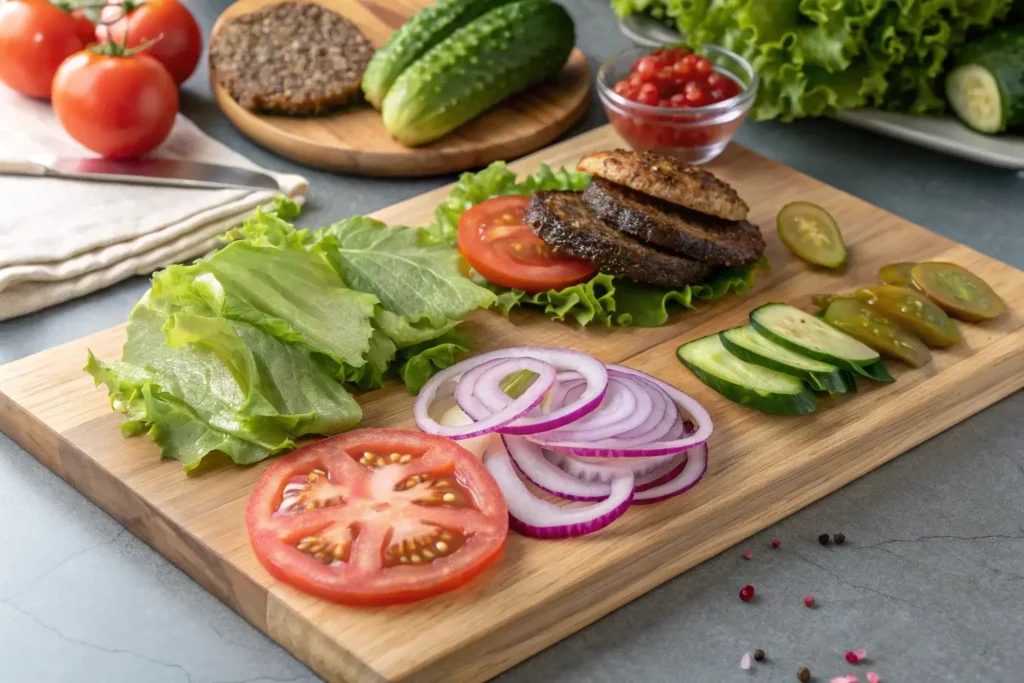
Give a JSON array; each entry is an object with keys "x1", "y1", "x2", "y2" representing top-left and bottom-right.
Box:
[
  {"x1": 577, "y1": 150, "x2": 749, "y2": 221},
  {"x1": 524, "y1": 191, "x2": 713, "y2": 288},
  {"x1": 582, "y1": 177, "x2": 765, "y2": 266}
]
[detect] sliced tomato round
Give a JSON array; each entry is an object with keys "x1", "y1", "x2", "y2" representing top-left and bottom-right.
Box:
[
  {"x1": 246, "y1": 429, "x2": 508, "y2": 606},
  {"x1": 457, "y1": 195, "x2": 598, "y2": 293}
]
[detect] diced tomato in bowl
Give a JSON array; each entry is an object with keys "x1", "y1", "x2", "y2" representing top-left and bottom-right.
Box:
[{"x1": 598, "y1": 45, "x2": 758, "y2": 165}]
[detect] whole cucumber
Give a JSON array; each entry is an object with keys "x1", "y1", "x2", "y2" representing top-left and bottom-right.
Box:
[
  {"x1": 361, "y1": 0, "x2": 517, "y2": 110},
  {"x1": 946, "y1": 25, "x2": 1024, "y2": 133},
  {"x1": 381, "y1": 0, "x2": 576, "y2": 147}
]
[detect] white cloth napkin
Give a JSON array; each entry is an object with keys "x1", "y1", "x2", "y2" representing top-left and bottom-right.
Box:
[{"x1": 0, "y1": 88, "x2": 308, "y2": 321}]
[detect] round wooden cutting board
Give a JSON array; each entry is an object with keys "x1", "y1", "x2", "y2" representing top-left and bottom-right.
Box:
[{"x1": 209, "y1": 0, "x2": 592, "y2": 177}]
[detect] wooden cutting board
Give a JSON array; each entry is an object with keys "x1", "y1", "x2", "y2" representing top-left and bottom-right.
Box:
[
  {"x1": 209, "y1": 0, "x2": 591, "y2": 177},
  {"x1": 2, "y1": 127, "x2": 1022, "y2": 683}
]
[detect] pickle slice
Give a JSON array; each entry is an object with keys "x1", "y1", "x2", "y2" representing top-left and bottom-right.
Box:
[
  {"x1": 823, "y1": 298, "x2": 931, "y2": 368},
  {"x1": 877, "y1": 262, "x2": 917, "y2": 287},
  {"x1": 776, "y1": 202, "x2": 847, "y2": 269},
  {"x1": 911, "y1": 262, "x2": 1006, "y2": 322},
  {"x1": 854, "y1": 285, "x2": 960, "y2": 347}
]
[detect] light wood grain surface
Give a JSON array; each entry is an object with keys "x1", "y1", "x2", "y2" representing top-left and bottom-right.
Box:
[
  {"x1": 209, "y1": 0, "x2": 592, "y2": 177},
  {"x1": 2, "y1": 126, "x2": 1022, "y2": 683}
]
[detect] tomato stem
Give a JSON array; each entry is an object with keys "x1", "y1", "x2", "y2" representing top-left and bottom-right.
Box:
[{"x1": 91, "y1": 30, "x2": 163, "y2": 57}]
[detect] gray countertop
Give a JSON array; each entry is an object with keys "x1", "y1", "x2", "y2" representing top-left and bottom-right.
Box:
[{"x1": 2, "y1": 2, "x2": 1022, "y2": 682}]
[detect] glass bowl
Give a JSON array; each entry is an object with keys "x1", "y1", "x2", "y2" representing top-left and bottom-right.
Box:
[{"x1": 597, "y1": 44, "x2": 758, "y2": 164}]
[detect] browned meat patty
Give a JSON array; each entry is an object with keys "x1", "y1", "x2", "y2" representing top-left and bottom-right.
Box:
[
  {"x1": 582, "y1": 177, "x2": 765, "y2": 267},
  {"x1": 577, "y1": 150, "x2": 749, "y2": 221},
  {"x1": 524, "y1": 191, "x2": 714, "y2": 289},
  {"x1": 209, "y1": 2, "x2": 374, "y2": 115}
]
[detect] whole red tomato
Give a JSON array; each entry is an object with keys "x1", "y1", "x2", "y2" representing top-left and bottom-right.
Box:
[
  {"x1": 96, "y1": 0, "x2": 201, "y2": 85},
  {"x1": 0, "y1": 0, "x2": 92, "y2": 99},
  {"x1": 52, "y1": 48, "x2": 179, "y2": 158}
]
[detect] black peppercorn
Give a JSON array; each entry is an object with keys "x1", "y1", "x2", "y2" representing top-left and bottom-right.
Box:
[
  {"x1": 818, "y1": 533, "x2": 830, "y2": 545},
  {"x1": 753, "y1": 649, "x2": 765, "y2": 662},
  {"x1": 797, "y1": 666, "x2": 811, "y2": 682},
  {"x1": 834, "y1": 532, "x2": 846, "y2": 545}
]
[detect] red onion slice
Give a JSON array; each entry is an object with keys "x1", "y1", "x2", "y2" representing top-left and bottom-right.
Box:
[
  {"x1": 496, "y1": 349, "x2": 608, "y2": 435},
  {"x1": 506, "y1": 437, "x2": 611, "y2": 501},
  {"x1": 546, "y1": 450, "x2": 676, "y2": 482},
  {"x1": 526, "y1": 365, "x2": 712, "y2": 457},
  {"x1": 611, "y1": 372, "x2": 670, "y2": 440},
  {"x1": 632, "y1": 444, "x2": 708, "y2": 504},
  {"x1": 484, "y1": 439, "x2": 634, "y2": 539},
  {"x1": 533, "y1": 375, "x2": 652, "y2": 442},
  {"x1": 454, "y1": 357, "x2": 517, "y2": 420},
  {"x1": 416, "y1": 348, "x2": 609, "y2": 439},
  {"x1": 456, "y1": 357, "x2": 555, "y2": 422},
  {"x1": 414, "y1": 354, "x2": 557, "y2": 440},
  {"x1": 416, "y1": 347, "x2": 713, "y2": 537},
  {"x1": 635, "y1": 453, "x2": 689, "y2": 492}
]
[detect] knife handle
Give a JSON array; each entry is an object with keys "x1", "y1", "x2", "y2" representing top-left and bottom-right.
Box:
[{"x1": 0, "y1": 160, "x2": 48, "y2": 176}]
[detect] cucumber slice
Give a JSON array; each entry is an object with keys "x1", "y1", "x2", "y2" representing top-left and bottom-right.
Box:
[
  {"x1": 946, "y1": 26, "x2": 1024, "y2": 135},
  {"x1": 947, "y1": 64, "x2": 1005, "y2": 134},
  {"x1": 750, "y1": 303, "x2": 880, "y2": 378},
  {"x1": 720, "y1": 326, "x2": 854, "y2": 394},
  {"x1": 857, "y1": 361, "x2": 894, "y2": 383},
  {"x1": 677, "y1": 334, "x2": 817, "y2": 416}
]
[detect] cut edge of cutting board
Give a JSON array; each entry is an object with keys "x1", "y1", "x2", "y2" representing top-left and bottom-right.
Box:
[
  {"x1": 2, "y1": 127, "x2": 1024, "y2": 683},
  {"x1": 209, "y1": 0, "x2": 592, "y2": 177}
]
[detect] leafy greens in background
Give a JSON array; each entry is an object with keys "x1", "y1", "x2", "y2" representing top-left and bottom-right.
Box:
[
  {"x1": 427, "y1": 163, "x2": 760, "y2": 327},
  {"x1": 87, "y1": 199, "x2": 494, "y2": 470},
  {"x1": 611, "y1": 0, "x2": 1016, "y2": 121}
]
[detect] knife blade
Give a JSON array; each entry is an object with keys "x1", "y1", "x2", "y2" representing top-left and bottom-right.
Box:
[{"x1": 0, "y1": 156, "x2": 282, "y2": 192}]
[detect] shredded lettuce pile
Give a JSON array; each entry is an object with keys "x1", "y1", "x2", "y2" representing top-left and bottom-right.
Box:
[
  {"x1": 87, "y1": 199, "x2": 493, "y2": 470},
  {"x1": 427, "y1": 162, "x2": 760, "y2": 327},
  {"x1": 611, "y1": 0, "x2": 1016, "y2": 121}
]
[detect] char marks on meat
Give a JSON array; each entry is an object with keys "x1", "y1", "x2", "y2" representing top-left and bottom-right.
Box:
[{"x1": 524, "y1": 191, "x2": 714, "y2": 289}]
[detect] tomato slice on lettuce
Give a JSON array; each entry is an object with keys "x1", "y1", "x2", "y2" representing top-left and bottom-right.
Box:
[
  {"x1": 457, "y1": 195, "x2": 597, "y2": 293},
  {"x1": 246, "y1": 429, "x2": 509, "y2": 606}
]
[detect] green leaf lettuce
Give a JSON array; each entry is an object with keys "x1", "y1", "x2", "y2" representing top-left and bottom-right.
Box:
[{"x1": 87, "y1": 198, "x2": 492, "y2": 469}]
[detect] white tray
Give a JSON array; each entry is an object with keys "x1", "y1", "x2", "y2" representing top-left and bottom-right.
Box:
[
  {"x1": 617, "y1": 14, "x2": 1024, "y2": 171},
  {"x1": 834, "y1": 109, "x2": 1024, "y2": 170}
]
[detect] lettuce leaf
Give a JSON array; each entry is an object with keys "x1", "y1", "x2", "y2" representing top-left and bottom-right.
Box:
[
  {"x1": 87, "y1": 297, "x2": 362, "y2": 470},
  {"x1": 86, "y1": 197, "x2": 490, "y2": 468},
  {"x1": 396, "y1": 331, "x2": 472, "y2": 395},
  {"x1": 149, "y1": 240, "x2": 378, "y2": 372},
  {"x1": 612, "y1": 0, "x2": 1014, "y2": 121},
  {"x1": 492, "y1": 263, "x2": 761, "y2": 327},
  {"x1": 433, "y1": 163, "x2": 761, "y2": 327},
  {"x1": 318, "y1": 215, "x2": 495, "y2": 328}
]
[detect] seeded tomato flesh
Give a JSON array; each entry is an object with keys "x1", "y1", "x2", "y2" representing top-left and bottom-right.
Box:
[{"x1": 245, "y1": 429, "x2": 509, "y2": 606}]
